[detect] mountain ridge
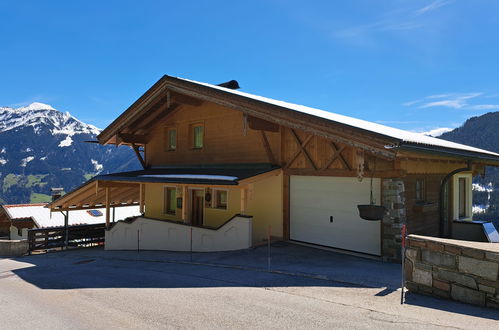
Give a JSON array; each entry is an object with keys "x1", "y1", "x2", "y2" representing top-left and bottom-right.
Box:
[
  {"x1": 439, "y1": 111, "x2": 499, "y2": 221},
  {"x1": 0, "y1": 102, "x2": 140, "y2": 204}
]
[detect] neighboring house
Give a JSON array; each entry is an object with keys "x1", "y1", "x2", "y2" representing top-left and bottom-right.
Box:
[
  {"x1": 47, "y1": 75, "x2": 499, "y2": 260},
  {"x1": 0, "y1": 203, "x2": 141, "y2": 240}
]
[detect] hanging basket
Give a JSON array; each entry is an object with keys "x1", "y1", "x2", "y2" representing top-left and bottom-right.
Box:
[{"x1": 357, "y1": 204, "x2": 385, "y2": 221}]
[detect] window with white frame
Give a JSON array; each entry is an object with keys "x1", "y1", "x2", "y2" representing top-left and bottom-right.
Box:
[{"x1": 452, "y1": 173, "x2": 472, "y2": 220}]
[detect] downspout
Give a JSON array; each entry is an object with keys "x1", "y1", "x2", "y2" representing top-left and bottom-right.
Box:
[{"x1": 439, "y1": 160, "x2": 472, "y2": 238}]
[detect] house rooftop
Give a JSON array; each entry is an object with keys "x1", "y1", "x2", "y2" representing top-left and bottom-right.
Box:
[
  {"x1": 175, "y1": 76, "x2": 499, "y2": 159},
  {"x1": 93, "y1": 163, "x2": 281, "y2": 186},
  {"x1": 3, "y1": 203, "x2": 141, "y2": 228}
]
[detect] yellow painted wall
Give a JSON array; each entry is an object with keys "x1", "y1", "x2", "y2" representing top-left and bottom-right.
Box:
[
  {"x1": 143, "y1": 174, "x2": 284, "y2": 244},
  {"x1": 144, "y1": 183, "x2": 182, "y2": 222},
  {"x1": 204, "y1": 188, "x2": 241, "y2": 227},
  {"x1": 247, "y1": 173, "x2": 283, "y2": 243}
]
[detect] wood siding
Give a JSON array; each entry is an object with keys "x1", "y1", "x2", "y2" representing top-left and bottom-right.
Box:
[
  {"x1": 404, "y1": 174, "x2": 446, "y2": 236},
  {"x1": 145, "y1": 102, "x2": 280, "y2": 166}
]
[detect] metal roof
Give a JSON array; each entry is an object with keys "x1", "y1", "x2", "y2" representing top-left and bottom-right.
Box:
[
  {"x1": 172, "y1": 76, "x2": 499, "y2": 161},
  {"x1": 3, "y1": 204, "x2": 141, "y2": 228},
  {"x1": 94, "y1": 163, "x2": 281, "y2": 185}
]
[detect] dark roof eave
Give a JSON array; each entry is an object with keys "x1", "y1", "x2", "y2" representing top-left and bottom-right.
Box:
[
  {"x1": 397, "y1": 143, "x2": 499, "y2": 165},
  {"x1": 94, "y1": 175, "x2": 239, "y2": 186}
]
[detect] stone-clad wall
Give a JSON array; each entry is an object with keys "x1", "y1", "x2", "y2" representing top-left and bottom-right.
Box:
[
  {"x1": 405, "y1": 235, "x2": 499, "y2": 309},
  {"x1": 382, "y1": 178, "x2": 406, "y2": 261}
]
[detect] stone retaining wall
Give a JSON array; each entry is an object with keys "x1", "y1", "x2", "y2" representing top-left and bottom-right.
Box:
[
  {"x1": 405, "y1": 234, "x2": 499, "y2": 309},
  {"x1": 0, "y1": 239, "x2": 29, "y2": 256}
]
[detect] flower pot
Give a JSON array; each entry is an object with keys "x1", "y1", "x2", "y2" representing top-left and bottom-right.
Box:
[{"x1": 357, "y1": 205, "x2": 385, "y2": 221}]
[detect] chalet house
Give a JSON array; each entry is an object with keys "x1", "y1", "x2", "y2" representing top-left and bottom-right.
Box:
[{"x1": 47, "y1": 76, "x2": 499, "y2": 260}]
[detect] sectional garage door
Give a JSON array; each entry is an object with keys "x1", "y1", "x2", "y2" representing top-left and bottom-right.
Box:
[{"x1": 290, "y1": 176, "x2": 381, "y2": 256}]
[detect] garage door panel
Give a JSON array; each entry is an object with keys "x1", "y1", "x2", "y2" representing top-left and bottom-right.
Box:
[{"x1": 290, "y1": 176, "x2": 381, "y2": 256}]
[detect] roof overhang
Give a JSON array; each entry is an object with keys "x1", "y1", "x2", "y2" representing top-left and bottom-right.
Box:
[
  {"x1": 97, "y1": 75, "x2": 398, "y2": 159},
  {"x1": 47, "y1": 164, "x2": 281, "y2": 211},
  {"x1": 97, "y1": 75, "x2": 499, "y2": 163},
  {"x1": 395, "y1": 143, "x2": 499, "y2": 165},
  {"x1": 47, "y1": 180, "x2": 140, "y2": 211}
]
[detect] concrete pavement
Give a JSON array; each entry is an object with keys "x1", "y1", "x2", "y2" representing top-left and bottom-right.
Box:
[{"x1": 0, "y1": 245, "x2": 498, "y2": 329}]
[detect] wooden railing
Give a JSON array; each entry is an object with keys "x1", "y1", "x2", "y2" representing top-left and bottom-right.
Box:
[{"x1": 27, "y1": 223, "x2": 106, "y2": 252}]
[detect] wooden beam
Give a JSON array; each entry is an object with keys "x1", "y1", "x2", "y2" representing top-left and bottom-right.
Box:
[
  {"x1": 123, "y1": 93, "x2": 171, "y2": 134},
  {"x1": 181, "y1": 186, "x2": 188, "y2": 222},
  {"x1": 138, "y1": 103, "x2": 181, "y2": 132},
  {"x1": 282, "y1": 173, "x2": 290, "y2": 240},
  {"x1": 51, "y1": 181, "x2": 97, "y2": 209},
  {"x1": 240, "y1": 187, "x2": 247, "y2": 215},
  {"x1": 131, "y1": 143, "x2": 146, "y2": 169},
  {"x1": 285, "y1": 130, "x2": 316, "y2": 170},
  {"x1": 248, "y1": 115, "x2": 279, "y2": 132},
  {"x1": 52, "y1": 203, "x2": 139, "y2": 212},
  {"x1": 171, "y1": 92, "x2": 204, "y2": 106},
  {"x1": 105, "y1": 187, "x2": 110, "y2": 229},
  {"x1": 117, "y1": 133, "x2": 149, "y2": 144},
  {"x1": 323, "y1": 142, "x2": 351, "y2": 171},
  {"x1": 260, "y1": 131, "x2": 276, "y2": 164},
  {"x1": 238, "y1": 169, "x2": 282, "y2": 186},
  {"x1": 97, "y1": 181, "x2": 140, "y2": 189},
  {"x1": 110, "y1": 188, "x2": 139, "y2": 204},
  {"x1": 284, "y1": 168, "x2": 406, "y2": 178},
  {"x1": 139, "y1": 184, "x2": 145, "y2": 214}
]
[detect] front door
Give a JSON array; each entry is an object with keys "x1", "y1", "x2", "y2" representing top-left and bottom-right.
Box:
[{"x1": 191, "y1": 190, "x2": 204, "y2": 226}]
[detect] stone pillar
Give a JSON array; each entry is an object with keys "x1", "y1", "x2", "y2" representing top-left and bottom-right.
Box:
[{"x1": 382, "y1": 178, "x2": 406, "y2": 262}]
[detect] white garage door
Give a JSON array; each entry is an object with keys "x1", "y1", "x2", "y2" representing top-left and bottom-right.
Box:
[{"x1": 290, "y1": 176, "x2": 381, "y2": 256}]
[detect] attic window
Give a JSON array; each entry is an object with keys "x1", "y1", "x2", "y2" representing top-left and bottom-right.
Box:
[
  {"x1": 87, "y1": 210, "x2": 103, "y2": 217},
  {"x1": 191, "y1": 124, "x2": 204, "y2": 149},
  {"x1": 166, "y1": 127, "x2": 177, "y2": 151}
]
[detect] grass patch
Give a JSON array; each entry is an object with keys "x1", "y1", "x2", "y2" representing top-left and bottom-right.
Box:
[
  {"x1": 30, "y1": 192, "x2": 52, "y2": 203},
  {"x1": 26, "y1": 174, "x2": 49, "y2": 188},
  {"x1": 3, "y1": 174, "x2": 21, "y2": 192}
]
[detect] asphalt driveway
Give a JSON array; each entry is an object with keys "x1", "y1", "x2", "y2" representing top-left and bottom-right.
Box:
[{"x1": 1, "y1": 243, "x2": 498, "y2": 329}]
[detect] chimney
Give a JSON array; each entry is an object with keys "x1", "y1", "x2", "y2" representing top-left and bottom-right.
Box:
[
  {"x1": 217, "y1": 80, "x2": 240, "y2": 90},
  {"x1": 51, "y1": 188, "x2": 64, "y2": 202}
]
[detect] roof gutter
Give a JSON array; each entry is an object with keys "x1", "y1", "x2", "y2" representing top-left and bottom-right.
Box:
[{"x1": 396, "y1": 143, "x2": 499, "y2": 164}]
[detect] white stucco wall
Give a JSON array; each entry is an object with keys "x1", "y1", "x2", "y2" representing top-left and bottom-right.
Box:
[
  {"x1": 105, "y1": 216, "x2": 252, "y2": 252},
  {"x1": 9, "y1": 226, "x2": 28, "y2": 240}
]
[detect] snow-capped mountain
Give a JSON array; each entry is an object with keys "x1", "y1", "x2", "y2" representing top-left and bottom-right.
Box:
[
  {"x1": 0, "y1": 102, "x2": 140, "y2": 204},
  {"x1": 0, "y1": 102, "x2": 101, "y2": 136}
]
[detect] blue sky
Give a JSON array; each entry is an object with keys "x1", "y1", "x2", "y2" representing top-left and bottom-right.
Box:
[{"x1": 1, "y1": 0, "x2": 499, "y2": 135}]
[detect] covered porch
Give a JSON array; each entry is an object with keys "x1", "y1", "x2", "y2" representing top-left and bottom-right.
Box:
[{"x1": 47, "y1": 164, "x2": 282, "y2": 251}]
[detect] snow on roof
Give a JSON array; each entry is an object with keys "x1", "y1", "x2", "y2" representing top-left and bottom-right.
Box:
[
  {"x1": 139, "y1": 174, "x2": 238, "y2": 181},
  {"x1": 174, "y1": 76, "x2": 499, "y2": 158},
  {"x1": 3, "y1": 203, "x2": 141, "y2": 228}
]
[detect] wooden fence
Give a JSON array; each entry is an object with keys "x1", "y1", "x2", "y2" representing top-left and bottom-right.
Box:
[{"x1": 27, "y1": 223, "x2": 106, "y2": 252}]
